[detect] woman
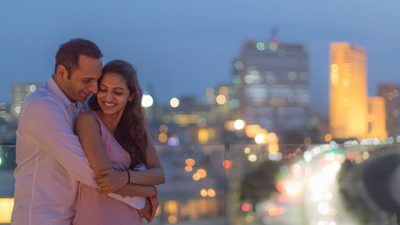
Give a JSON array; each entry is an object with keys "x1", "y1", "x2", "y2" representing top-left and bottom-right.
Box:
[{"x1": 73, "y1": 60, "x2": 165, "y2": 224}]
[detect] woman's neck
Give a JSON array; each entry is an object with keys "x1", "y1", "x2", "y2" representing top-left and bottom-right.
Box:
[{"x1": 95, "y1": 110, "x2": 123, "y2": 135}]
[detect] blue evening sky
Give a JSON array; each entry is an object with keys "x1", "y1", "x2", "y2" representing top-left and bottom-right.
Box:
[{"x1": 1, "y1": 0, "x2": 399, "y2": 115}]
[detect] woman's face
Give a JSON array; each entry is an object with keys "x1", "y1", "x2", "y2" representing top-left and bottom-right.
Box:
[{"x1": 97, "y1": 73, "x2": 133, "y2": 116}]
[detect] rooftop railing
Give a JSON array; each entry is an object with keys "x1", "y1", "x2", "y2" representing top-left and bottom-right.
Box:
[{"x1": 1, "y1": 141, "x2": 400, "y2": 225}]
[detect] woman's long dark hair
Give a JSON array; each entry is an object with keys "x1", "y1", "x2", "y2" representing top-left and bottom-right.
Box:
[{"x1": 88, "y1": 60, "x2": 147, "y2": 169}]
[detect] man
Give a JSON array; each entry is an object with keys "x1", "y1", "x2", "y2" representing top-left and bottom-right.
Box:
[{"x1": 11, "y1": 39, "x2": 151, "y2": 224}]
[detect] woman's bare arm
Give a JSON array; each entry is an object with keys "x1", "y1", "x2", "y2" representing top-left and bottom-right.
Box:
[{"x1": 127, "y1": 130, "x2": 166, "y2": 185}]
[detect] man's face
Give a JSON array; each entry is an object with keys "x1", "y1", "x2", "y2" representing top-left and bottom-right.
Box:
[{"x1": 63, "y1": 55, "x2": 102, "y2": 102}]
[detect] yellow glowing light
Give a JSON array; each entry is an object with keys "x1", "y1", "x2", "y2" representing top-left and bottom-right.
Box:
[
  {"x1": 0, "y1": 198, "x2": 13, "y2": 223},
  {"x1": 248, "y1": 154, "x2": 257, "y2": 162},
  {"x1": 362, "y1": 152, "x2": 369, "y2": 160},
  {"x1": 245, "y1": 124, "x2": 261, "y2": 138},
  {"x1": 185, "y1": 166, "x2": 193, "y2": 172},
  {"x1": 255, "y1": 134, "x2": 266, "y2": 144},
  {"x1": 207, "y1": 189, "x2": 216, "y2": 197},
  {"x1": 198, "y1": 129, "x2": 209, "y2": 143},
  {"x1": 186, "y1": 158, "x2": 195, "y2": 166},
  {"x1": 244, "y1": 147, "x2": 251, "y2": 154},
  {"x1": 193, "y1": 173, "x2": 200, "y2": 181},
  {"x1": 325, "y1": 133, "x2": 332, "y2": 142},
  {"x1": 268, "y1": 144, "x2": 279, "y2": 153},
  {"x1": 304, "y1": 137, "x2": 311, "y2": 145},
  {"x1": 219, "y1": 86, "x2": 229, "y2": 95},
  {"x1": 168, "y1": 215, "x2": 177, "y2": 224},
  {"x1": 224, "y1": 120, "x2": 236, "y2": 131},
  {"x1": 159, "y1": 124, "x2": 168, "y2": 133},
  {"x1": 197, "y1": 169, "x2": 207, "y2": 178},
  {"x1": 234, "y1": 119, "x2": 246, "y2": 130},
  {"x1": 216, "y1": 95, "x2": 226, "y2": 105},
  {"x1": 170, "y1": 98, "x2": 179, "y2": 108},
  {"x1": 158, "y1": 133, "x2": 167, "y2": 143},
  {"x1": 200, "y1": 189, "x2": 208, "y2": 197},
  {"x1": 331, "y1": 64, "x2": 339, "y2": 72}
]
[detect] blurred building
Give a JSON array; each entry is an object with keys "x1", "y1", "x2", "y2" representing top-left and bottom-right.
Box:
[
  {"x1": 11, "y1": 82, "x2": 43, "y2": 120},
  {"x1": 233, "y1": 40, "x2": 311, "y2": 137},
  {"x1": 368, "y1": 97, "x2": 387, "y2": 138},
  {"x1": 377, "y1": 84, "x2": 400, "y2": 137},
  {"x1": 329, "y1": 42, "x2": 368, "y2": 139}
]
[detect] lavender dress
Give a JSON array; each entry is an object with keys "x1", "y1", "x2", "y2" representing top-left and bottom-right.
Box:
[{"x1": 73, "y1": 111, "x2": 143, "y2": 225}]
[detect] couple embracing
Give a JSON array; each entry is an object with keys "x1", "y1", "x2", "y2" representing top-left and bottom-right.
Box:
[{"x1": 11, "y1": 39, "x2": 165, "y2": 225}]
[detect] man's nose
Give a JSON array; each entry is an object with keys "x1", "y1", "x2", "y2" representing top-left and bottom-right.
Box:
[{"x1": 89, "y1": 83, "x2": 98, "y2": 94}]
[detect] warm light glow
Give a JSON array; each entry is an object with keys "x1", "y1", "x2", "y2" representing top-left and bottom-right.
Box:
[
  {"x1": 207, "y1": 189, "x2": 216, "y2": 197},
  {"x1": 186, "y1": 158, "x2": 195, "y2": 166},
  {"x1": 216, "y1": 95, "x2": 226, "y2": 104},
  {"x1": 158, "y1": 133, "x2": 167, "y2": 143},
  {"x1": 197, "y1": 169, "x2": 207, "y2": 178},
  {"x1": 219, "y1": 86, "x2": 229, "y2": 95},
  {"x1": 245, "y1": 125, "x2": 261, "y2": 138},
  {"x1": 170, "y1": 98, "x2": 180, "y2": 108},
  {"x1": 234, "y1": 120, "x2": 246, "y2": 130},
  {"x1": 168, "y1": 215, "x2": 177, "y2": 224},
  {"x1": 185, "y1": 166, "x2": 193, "y2": 172},
  {"x1": 304, "y1": 137, "x2": 311, "y2": 145},
  {"x1": 368, "y1": 97, "x2": 387, "y2": 139},
  {"x1": 193, "y1": 173, "x2": 200, "y2": 181},
  {"x1": 0, "y1": 198, "x2": 14, "y2": 223},
  {"x1": 268, "y1": 144, "x2": 279, "y2": 153},
  {"x1": 200, "y1": 189, "x2": 208, "y2": 197},
  {"x1": 141, "y1": 94, "x2": 153, "y2": 107},
  {"x1": 224, "y1": 120, "x2": 236, "y2": 131},
  {"x1": 325, "y1": 133, "x2": 332, "y2": 142},
  {"x1": 223, "y1": 160, "x2": 232, "y2": 169},
  {"x1": 242, "y1": 203, "x2": 252, "y2": 212},
  {"x1": 248, "y1": 154, "x2": 257, "y2": 162},
  {"x1": 268, "y1": 133, "x2": 277, "y2": 143},
  {"x1": 244, "y1": 147, "x2": 251, "y2": 154},
  {"x1": 255, "y1": 129, "x2": 269, "y2": 144},
  {"x1": 198, "y1": 129, "x2": 209, "y2": 143}
]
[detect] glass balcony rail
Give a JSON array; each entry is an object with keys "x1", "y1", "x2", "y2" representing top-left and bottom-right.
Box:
[{"x1": 1, "y1": 141, "x2": 400, "y2": 224}]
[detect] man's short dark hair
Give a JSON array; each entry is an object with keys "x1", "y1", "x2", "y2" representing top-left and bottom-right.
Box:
[{"x1": 54, "y1": 38, "x2": 103, "y2": 79}]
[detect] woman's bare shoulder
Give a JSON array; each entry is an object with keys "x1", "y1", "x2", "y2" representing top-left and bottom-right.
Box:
[{"x1": 76, "y1": 111, "x2": 99, "y2": 128}]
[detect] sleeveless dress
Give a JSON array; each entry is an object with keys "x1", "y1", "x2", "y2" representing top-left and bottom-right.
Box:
[{"x1": 72, "y1": 111, "x2": 143, "y2": 225}]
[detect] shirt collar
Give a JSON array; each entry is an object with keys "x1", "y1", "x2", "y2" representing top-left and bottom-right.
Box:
[{"x1": 47, "y1": 76, "x2": 74, "y2": 107}]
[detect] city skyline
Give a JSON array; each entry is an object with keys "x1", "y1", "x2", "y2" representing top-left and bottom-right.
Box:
[{"x1": 1, "y1": 1, "x2": 399, "y2": 116}]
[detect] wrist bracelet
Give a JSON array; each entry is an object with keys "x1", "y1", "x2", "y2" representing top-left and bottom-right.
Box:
[
  {"x1": 150, "y1": 186, "x2": 157, "y2": 199},
  {"x1": 127, "y1": 170, "x2": 130, "y2": 184}
]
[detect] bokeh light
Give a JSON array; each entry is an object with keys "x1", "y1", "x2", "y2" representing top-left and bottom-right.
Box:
[{"x1": 170, "y1": 98, "x2": 179, "y2": 108}]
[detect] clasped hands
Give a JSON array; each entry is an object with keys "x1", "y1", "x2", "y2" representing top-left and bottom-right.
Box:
[{"x1": 95, "y1": 170, "x2": 159, "y2": 223}]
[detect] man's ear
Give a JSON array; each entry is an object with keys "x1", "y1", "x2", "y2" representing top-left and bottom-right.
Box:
[{"x1": 56, "y1": 65, "x2": 69, "y2": 81}]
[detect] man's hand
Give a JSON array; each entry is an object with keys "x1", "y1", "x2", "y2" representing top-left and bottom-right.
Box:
[
  {"x1": 148, "y1": 195, "x2": 159, "y2": 223},
  {"x1": 95, "y1": 170, "x2": 128, "y2": 194},
  {"x1": 138, "y1": 198, "x2": 152, "y2": 222}
]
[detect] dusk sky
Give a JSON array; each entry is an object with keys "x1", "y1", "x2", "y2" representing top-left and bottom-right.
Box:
[{"x1": 1, "y1": 0, "x2": 399, "y2": 115}]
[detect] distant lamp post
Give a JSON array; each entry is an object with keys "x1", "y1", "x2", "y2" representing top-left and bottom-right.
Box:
[
  {"x1": 141, "y1": 94, "x2": 153, "y2": 107},
  {"x1": 170, "y1": 98, "x2": 179, "y2": 108}
]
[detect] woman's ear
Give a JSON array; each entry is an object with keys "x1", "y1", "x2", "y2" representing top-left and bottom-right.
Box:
[{"x1": 128, "y1": 93, "x2": 134, "y2": 102}]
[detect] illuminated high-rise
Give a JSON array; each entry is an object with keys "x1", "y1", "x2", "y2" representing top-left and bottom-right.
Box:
[
  {"x1": 368, "y1": 96, "x2": 387, "y2": 138},
  {"x1": 11, "y1": 82, "x2": 43, "y2": 120},
  {"x1": 234, "y1": 40, "x2": 310, "y2": 135},
  {"x1": 329, "y1": 42, "x2": 368, "y2": 139}
]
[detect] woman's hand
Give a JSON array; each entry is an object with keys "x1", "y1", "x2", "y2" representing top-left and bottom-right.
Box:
[
  {"x1": 148, "y1": 195, "x2": 159, "y2": 223},
  {"x1": 138, "y1": 198, "x2": 152, "y2": 222},
  {"x1": 95, "y1": 170, "x2": 128, "y2": 194}
]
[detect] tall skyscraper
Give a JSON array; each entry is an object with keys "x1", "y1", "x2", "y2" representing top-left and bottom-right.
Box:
[
  {"x1": 234, "y1": 40, "x2": 310, "y2": 135},
  {"x1": 11, "y1": 82, "x2": 43, "y2": 120},
  {"x1": 329, "y1": 42, "x2": 368, "y2": 139},
  {"x1": 377, "y1": 84, "x2": 400, "y2": 137},
  {"x1": 368, "y1": 97, "x2": 387, "y2": 138}
]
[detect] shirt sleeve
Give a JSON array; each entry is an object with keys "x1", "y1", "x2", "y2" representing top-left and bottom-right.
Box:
[{"x1": 20, "y1": 97, "x2": 144, "y2": 208}]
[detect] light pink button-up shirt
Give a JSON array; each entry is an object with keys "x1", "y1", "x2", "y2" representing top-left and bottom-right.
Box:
[{"x1": 11, "y1": 77, "x2": 145, "y2": 225}]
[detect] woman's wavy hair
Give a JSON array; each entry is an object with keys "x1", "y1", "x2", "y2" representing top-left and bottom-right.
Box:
[{"x1": 89, "y1": 60, "x2": 147, "y2": 169}]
